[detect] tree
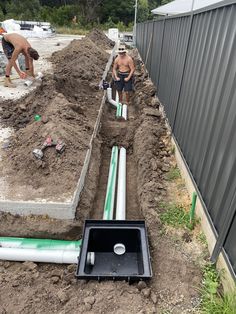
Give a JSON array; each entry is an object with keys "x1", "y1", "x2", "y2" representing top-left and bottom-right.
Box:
[
  {"x1": 0, "y1": 8, "x2": 4, "y2": 21},
  {"x1": 79, "y1": 0, "x2": 103, "y2": 24},
  {"x1": 6, "y1": 0, "x2": 41, "y2": 20},
  {"x1": 100, "y1": 0, "x2": 134, "y2": 25},
  {"x1": 137, "y1": 0, "x2": 149, "y2": 22}
]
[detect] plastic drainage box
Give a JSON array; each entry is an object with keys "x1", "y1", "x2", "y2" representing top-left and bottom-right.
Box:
[{"x1": 76, "y1": 220, "x2": 152, "y2": 281}]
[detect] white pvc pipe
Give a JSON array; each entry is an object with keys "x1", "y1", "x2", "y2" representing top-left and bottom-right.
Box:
[
  {"x1": 115, "y1": 91, "x2": 119, "y2": 103},
  {"x1": 116, "y1": 147, "x2": 126, "y2": 220},
  {"x1": 24, "y1": 72, "x2": 44, "y2": 87},
  {"x1": 122, "y1": 104, "x2": 127, "y2": 120},
  {"x1": 107, "y1": 87, "x2": 117, "y2": 107},
  {"x1": 0, "y1": 248, "x2": 79, "y2": 264}
]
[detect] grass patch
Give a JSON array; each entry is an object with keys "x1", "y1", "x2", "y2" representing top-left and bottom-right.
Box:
[
  {"x1": 197, "y1": 232, "x2": 208, "y2": 247},
  {"x1": 166, "y1": 166, "x2": 181, "y2": 181},
  {"x1": 55, "y1": 26, "x2": 89, "y2": 35},
  {"x1": 159, "y1": 203, "x2": 193, "y2": 229},
  {"x1": 200, "y1": 263, "x2": 236, "y2": 314}
]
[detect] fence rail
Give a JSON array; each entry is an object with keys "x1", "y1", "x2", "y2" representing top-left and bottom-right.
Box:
[{"x1": 137, "y1": 0, "x2": 236, "y2": 276}]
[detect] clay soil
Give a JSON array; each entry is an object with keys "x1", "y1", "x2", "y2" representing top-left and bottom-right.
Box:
[{"x1": 0, "y1": 33, "x2": 207, "y2": 313}]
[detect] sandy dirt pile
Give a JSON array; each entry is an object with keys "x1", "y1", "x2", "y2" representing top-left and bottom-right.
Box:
[
  {"x1": 87, "y1": 28, "x2": 115, "y2": 49},
  {"x1": 0, "y1": 31, "x2": 113, "y2": 201}
]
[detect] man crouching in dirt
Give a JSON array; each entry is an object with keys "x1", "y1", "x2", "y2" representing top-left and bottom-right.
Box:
[
  {"x1": 112, "y1": 45, "x2": 135, "y2": 104},
  {"x1": 1, "y1": 33, "x2": 39, "y2": 88}
]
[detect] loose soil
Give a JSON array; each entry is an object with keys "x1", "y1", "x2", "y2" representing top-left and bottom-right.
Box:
[
  {"x1": 0, "y1": 31, "x2": 112, "y2": 202},
  {"x1": 0, "y1": 34, "x2": 207, "y2": 313}
]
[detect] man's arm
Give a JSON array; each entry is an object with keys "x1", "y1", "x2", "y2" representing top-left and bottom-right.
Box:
[
  {"x1": 5, "y1": 48, "x2": 26, "y2": 78},
  {"x1": 112, "y1": 58, "x2": 120, "y2": 81},
  {"x1": 28, "y1": 57, "x2": 35, "y2": 77},
  {"x1": 125, "y1": 57, "x2": 135, "y2": 81}
]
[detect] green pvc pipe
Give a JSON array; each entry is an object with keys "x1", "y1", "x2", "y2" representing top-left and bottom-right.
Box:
[
  {"x1": 103, "y1": 146, "x2": 119, "y2": 220},
  {"x1": 116, "y1": 103, "x2": 122, "y2": 118},
  {"x1": 119, "y1": 103, "x2": 122, "y2": 117},
  {"x1": 0, "y1": 237, "x2": 82, "y2": 250},
  {"x1": 189, "y1": 192, "x2": 197, "y2": 224}
]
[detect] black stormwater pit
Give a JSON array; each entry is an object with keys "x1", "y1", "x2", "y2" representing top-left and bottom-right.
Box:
[{"x1": 76, "y1": 220, "x2": 152, "y2": 282}]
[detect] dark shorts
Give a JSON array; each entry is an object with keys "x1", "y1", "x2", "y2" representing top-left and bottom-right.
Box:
[
  {"x1": 2, "y1": 37, "x2": 14, "y2": 59},
  {"x1": 115, "y1": 72, "x2": 133, "y2": 92}
]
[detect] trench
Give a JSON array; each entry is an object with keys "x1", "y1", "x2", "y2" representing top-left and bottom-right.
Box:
[{"x1": 90, "y1": 94, "x2": 142, "y2": 221}]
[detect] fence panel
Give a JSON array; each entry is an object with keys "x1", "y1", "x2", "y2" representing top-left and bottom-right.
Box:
[
  {"x1": 158, "y1": 16, "x2": 191, "y2": 127},
  {"x1": 136, "y1": 1, "x2": 236, "y2": 274},
  {"x1": 149, "y1": 20, "x2": 165, "y2": 86},
  {"x1": 174, "y1": 5, "x2": 236, "y2": 235}
]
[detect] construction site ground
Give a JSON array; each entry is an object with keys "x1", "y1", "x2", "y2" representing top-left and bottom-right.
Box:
[{"x1": 0, "y1": 30, "x2": 207, "y2": 313}]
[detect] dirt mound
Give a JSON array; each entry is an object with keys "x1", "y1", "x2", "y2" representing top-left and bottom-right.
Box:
[
  {"x1": 87, "y1": 28, "x2": 114, "y2": 49},
  {"x1": 0, "y1": 33, "x2": 109, "y2": 201},
  {"x1": 52, "y1": 36, "x2": 109, "y2": 100}
]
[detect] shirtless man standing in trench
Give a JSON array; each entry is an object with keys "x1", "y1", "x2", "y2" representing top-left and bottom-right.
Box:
[
  {"x1": 112, "y1": 45, "x2": 135, "y2": 104},
  {"x1": 1, "y1": 32, "x2": 39, "y2": 88}
]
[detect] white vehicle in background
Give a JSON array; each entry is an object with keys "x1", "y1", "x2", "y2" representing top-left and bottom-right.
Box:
[{"x1": 0, "y1": 19, "x2": 55, "y2": 38}]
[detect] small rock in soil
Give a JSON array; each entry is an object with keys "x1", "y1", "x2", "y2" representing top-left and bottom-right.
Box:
[
  {"x1": 137, "y1": 280, "x2": 147, "y2": 291},
  {"x1": 151, "y1": 292, "x2": 158, "y2": 304},
  {"x1": 19, "y1": 104, "x2": 27, "y2": 111},
  {"x1": 41, "y1": 115, "x2": 49, "y2": 124},
  {"x1": 84, "y1": 304, "x2": 92, "y2": 311},
  {"x1": 12, "y1": 282, "x2": 20, "y2": 287},
  {"x1": 51, "y1": 276, "x2": 60, "y2": 284},
  {"x1": 3, "y1": 262, "x2": 11, "y2": 269},
  {"x1": 143, "y1": 108, "x2": 161, "y2": 118},
  {"x1": 67, "y1": 264, "x2": 76, "y2": 273},
  {"x1": 22, "y1": 261, "x2": 38, "y2": 271},
  {"x1": 51, "y1": 269, "x2": 63, "y2": 278},
  {"x1": 57, "y1": 290, "x2": 69, "y2": 303},
  {"x1": 182, "y1": 232, "x2": 192, "y2": 243},
  {"x1": 142, "y1": 288, "x2": 151, "y2": 298},
  {"x1": 84, "y1": 296, "x2": 95, "y2": 305}
]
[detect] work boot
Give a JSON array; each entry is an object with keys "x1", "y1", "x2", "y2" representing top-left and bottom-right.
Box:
[{"x1": 4, "y1": 77, "x2": 16, "y2": 88}]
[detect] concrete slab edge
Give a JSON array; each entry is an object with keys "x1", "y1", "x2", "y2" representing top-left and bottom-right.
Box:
[
  {"x1": 0, "y1": 42, "x2": 118, "y2": 221},
  {"x1": 0, "y1": 200, "x2": 74, "y2": 220}
]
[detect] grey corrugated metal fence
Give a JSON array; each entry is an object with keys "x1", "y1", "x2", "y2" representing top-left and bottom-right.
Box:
[{"x1": 137, "y1": 0, "x2": 236, "y2": 276}]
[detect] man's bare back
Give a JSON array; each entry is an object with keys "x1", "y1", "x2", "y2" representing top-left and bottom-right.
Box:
[{"x1": 3, "y1": 33, "x2": 30, "y2": 52}]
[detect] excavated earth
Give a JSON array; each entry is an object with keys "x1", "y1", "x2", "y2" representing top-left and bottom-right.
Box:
[
  {"x1": 0, "y1": 30, "x2": 111, "y2": 202},
  {"x1": 0, "y1": 31, "x2": 207, "y2": 313}
]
